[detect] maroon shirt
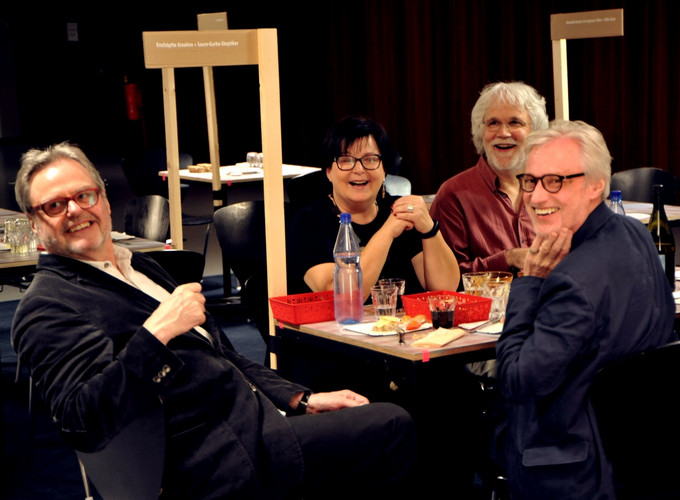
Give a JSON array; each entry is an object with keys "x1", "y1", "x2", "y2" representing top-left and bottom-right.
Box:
[{"x1": 430, "y1": 156, "x2": 535, "y2": 274}]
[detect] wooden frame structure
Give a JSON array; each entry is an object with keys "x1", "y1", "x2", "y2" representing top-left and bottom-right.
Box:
[
  {"x1": 551, "y1": 9, "x2": 624, "y2": 120},
  {"x1": 142, "y1": 28, "x2": 286, "y2": 366}
]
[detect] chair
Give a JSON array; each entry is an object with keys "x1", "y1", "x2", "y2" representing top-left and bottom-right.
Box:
[
  {"x1": 213, "y1": 201, "x2": 276, "y2": 364},
  {"x1": 122, "y1": 149, "x2": 213, "y2": 256},
  {"x1": 124, "y1": 195, "x2": 170, "y2": 242},
  {"x1": 145, "y1": 249, "x2": 205, "y2": 285},
  {"x1": 610, "y1": 167, "x2": 680, "y2": 205},
  {"x1": 590, "y1": 340, "x2": 680, "y2": 499},
  {"x1": 76, "y1": 406, "x2": 165, "y2": 500}
]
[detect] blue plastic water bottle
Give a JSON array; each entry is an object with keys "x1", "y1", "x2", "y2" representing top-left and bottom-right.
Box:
[
  {"x1": 608, "y1": 190, "x2": 626, "y2": 215},
  {"x1": 333, "y1": 213, "x2": 364, "y2": 324}
]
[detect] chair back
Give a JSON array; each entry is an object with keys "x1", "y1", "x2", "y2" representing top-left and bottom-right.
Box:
[
  {"x1": 76, "y1": 406, "x2": 165, "y2": 500},
  {"x1": 145, "y1": 249, "x2": 205, "y2": 285},
  {"x1": 124, "y1": 195, "x2": 170, "y2": 242},
  {"x1": 610, "y1": 167, "x2": 680, "y2": 204},
  {"x1": 590, "y1": 340, "x2": 680, "y2": 499},
  {"x1": 213, "y1": 201, "x2": 268, "y2": 290},
  {"x1": 122, "y1": 149, "x2": 193, "y2": 198}
]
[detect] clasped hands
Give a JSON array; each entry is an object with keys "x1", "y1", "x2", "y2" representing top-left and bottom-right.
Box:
[{"x1": 387, "y1": 195, "x2": 434, "y2": 237}]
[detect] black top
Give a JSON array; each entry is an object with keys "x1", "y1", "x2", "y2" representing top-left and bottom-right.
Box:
[{"x1": 287, "y1": 194, "x2": 424, "y2": 297}]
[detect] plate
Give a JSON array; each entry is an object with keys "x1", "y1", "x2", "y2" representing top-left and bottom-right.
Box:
[
  {"x1": 111, "y1": 231, "x2": 135, "y2": 241},
  {"x1": 342, "y1": 321, "x2": 432, "y2": 336}
]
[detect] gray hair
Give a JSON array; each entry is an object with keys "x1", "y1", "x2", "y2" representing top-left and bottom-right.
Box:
[
  {"x1": 470, "y1": 81, "x2": 549, "y2": 155},
  {"x1": 523, "y1": 119, "x2": 612, "y2": 199},
  {"x1": 15, "y1": 142, "x2": 107, "y2": 213}
]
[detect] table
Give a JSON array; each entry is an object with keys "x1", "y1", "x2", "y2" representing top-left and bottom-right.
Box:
[
  {"x1": 0, "y1": 208, "x2": 167, "y2": 290},
  {"x1": 274, "y1": 316, "x2": 498, "y2": 497},
  {"x1": 158, "y1": 163, "x2": 320, "y2": 186},
  {"x1": 622, "y1": 201, "x2": 680, "y2": 224}
]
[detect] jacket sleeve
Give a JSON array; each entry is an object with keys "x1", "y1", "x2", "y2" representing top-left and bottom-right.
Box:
[
  {"x1": 12, "y1": 292, "x2": 182, "y2": 452},
  {"x1": 496, "y1": 274, "x2": 596, "y2": 402}
]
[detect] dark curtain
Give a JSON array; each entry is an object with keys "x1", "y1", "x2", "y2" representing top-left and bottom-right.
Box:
[
  {"x1": 309, "y1": 0, "x2": 680, "y2": 197},
  {"x1": 3, "y1": 0, "x2": 679, "y2": 198}
]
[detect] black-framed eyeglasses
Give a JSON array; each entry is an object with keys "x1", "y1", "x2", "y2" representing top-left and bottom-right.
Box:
[
  {"x1": 516, "y1": 173, "x2": 586, "y2": 193},
  {"x1": 334, "y1": 154, "x2": 382, "y2": 171},
  {"x1": 31, "y1": 187, "x2": 101, "y2": 217}
]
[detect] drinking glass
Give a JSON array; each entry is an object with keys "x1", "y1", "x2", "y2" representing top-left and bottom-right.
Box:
[
  {"x1": 462, "y1": 272, "x2": 490, "y2": 296},
  {"x1": 379, "y1": 278, "x2": 406, "y2": 310},
  {"x1": 482, "y1": 280, "x2": 511, "y2": 321},
  {"x1": 427, "y1": 295, "x2": 457, "y2": 329},
  {"x1": 6, "y1": 218, "x2": 36, "y2": 255},
  {"x1": 371, "y1": 284, "x2": 398, "y2": 318}
]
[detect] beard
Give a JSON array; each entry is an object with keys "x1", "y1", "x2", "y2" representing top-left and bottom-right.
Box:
[{"x1": 486, "y1": 143, "x2": 526, "y2": 174}]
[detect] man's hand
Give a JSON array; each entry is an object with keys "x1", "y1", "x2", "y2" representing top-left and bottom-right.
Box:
[
  {"x1": 523, "y1": 228, "x2": 572, "y2": 278},
  {"x1": 143, "y1": 282, "x2": 206, "y2": 344},
  {"x1": 505, "y1": 247, "x2": 531, "y2": 270},
  {"x1": 290, "y1": 389, "x2": 370, "y2": 415}
]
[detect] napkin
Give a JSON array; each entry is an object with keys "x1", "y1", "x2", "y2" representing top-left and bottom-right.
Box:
[{"x1": 411, "y1": 327, "x2": 466, "y2": 348}]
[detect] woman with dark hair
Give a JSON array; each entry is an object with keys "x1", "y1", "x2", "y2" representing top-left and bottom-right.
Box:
[{"x1": 288, "y1": 116, "x2": 459, "y2": 298}]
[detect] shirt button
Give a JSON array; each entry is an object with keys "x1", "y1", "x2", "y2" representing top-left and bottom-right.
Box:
[
  {"x1": 153, "y1": 376, "x2": 162, "y2": 383},
  {"x1": 162, "y1": 365, "x2": 171, "y2": 375}
]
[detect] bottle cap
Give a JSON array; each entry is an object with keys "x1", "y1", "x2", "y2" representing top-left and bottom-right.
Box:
[
  {"x1": 339, "y1": 213, "x2": 351, "y2": 223},
  {"x1": 610, "y1": 190, "x2": 622, "y2": 201}
]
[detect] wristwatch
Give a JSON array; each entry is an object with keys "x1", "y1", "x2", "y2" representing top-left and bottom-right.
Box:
[{"x1": 295, "y1": 390, "x2": 312, "y2": 415}]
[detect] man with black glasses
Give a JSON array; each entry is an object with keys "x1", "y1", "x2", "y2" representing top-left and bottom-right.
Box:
[
  {"x1": 11, "y1": 142, "x2": 417, "y2": 499},
  {"x1": 495, "y1": 120, "x2": 676, "y2": 499}
]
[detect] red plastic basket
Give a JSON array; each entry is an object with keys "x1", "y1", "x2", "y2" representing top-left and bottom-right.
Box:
[
  {"x1": 269, "y1": 291, "x2": 335, "y2": 325},
  {"x1": 401, "y1": 290, "x2": 492, "y2": 325}
]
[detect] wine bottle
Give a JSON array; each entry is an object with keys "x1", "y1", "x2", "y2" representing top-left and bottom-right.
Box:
[{"x1": 648, "y1": 184, "x2": 676, "y2": 288}]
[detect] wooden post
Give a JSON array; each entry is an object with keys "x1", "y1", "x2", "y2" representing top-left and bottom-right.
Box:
[{"x1": 143, "y1": 28, "x2": 286, "y2": 367}]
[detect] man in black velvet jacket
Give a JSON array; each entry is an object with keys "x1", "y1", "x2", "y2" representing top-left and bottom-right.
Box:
[{"x1": 11, "y1": 142, "x2": 417, "y2": 499}]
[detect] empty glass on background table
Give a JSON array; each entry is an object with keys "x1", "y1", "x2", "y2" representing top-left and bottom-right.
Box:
[
  {"x1": 371, "y1": 284, "x2": 399, "y2": 318},
  {"x1": 5, "y1": 218, "x2": 37, "y2": 255},
  {"x1": 427, "y1": 294, "x2": 457, "y2": 329}
]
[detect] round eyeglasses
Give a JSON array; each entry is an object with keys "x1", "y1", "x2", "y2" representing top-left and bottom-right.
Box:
[
  {"x1": 31, "y1": 188, "x2": 101, "y2": 217},
  {"x1": 516, "y1": 173, "x2": 585, "y2": 193},
  {"x1": 484, "y1": 119, "x2": 528, "y2": 132},
  {"x1": 334, "y1": 154, "x2": 382, "y2": 171}
]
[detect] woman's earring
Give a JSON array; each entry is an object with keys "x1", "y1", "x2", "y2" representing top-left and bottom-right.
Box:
[{"x1": 382, "y1": 179, "x2": 386, "y2": 198}]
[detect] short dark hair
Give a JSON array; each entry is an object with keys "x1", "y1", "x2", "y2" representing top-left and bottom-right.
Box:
[{"x1": 322, "y1": 116, "x2": 397, "y2": 173}]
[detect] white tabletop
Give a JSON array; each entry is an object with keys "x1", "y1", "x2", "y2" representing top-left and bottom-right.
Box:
[{"x1": 158, "y1": 163, "x2": 320, "y2": 185}]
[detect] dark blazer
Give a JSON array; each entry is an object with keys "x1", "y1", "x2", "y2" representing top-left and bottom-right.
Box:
[
  {"x1": 496, "y1": 203, "x2": 677, "y2": 499},
  {"x1": 11, "y1": 252, "x2": 308, "y2": 499}
]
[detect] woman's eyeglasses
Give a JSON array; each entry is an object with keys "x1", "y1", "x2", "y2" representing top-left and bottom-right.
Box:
[{"x1": 334, "y1": 154, "x2": 382, "y2": 171}]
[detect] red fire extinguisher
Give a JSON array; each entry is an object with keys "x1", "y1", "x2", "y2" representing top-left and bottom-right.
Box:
[{"x1": 124, "y1": 75, "x2": 142, "y2": 121}]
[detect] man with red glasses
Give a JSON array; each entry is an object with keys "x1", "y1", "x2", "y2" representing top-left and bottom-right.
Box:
[
  {"x1": 11, "y1": 142, "x2": 417, "y2": 499},
  {"x1": 495, "y1": 120, "x2": 676, "y2": 499}
]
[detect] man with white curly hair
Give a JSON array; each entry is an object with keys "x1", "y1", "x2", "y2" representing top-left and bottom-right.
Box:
[{"x1": 431, "y1": 81, "x2": 549, "y2": 275}]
